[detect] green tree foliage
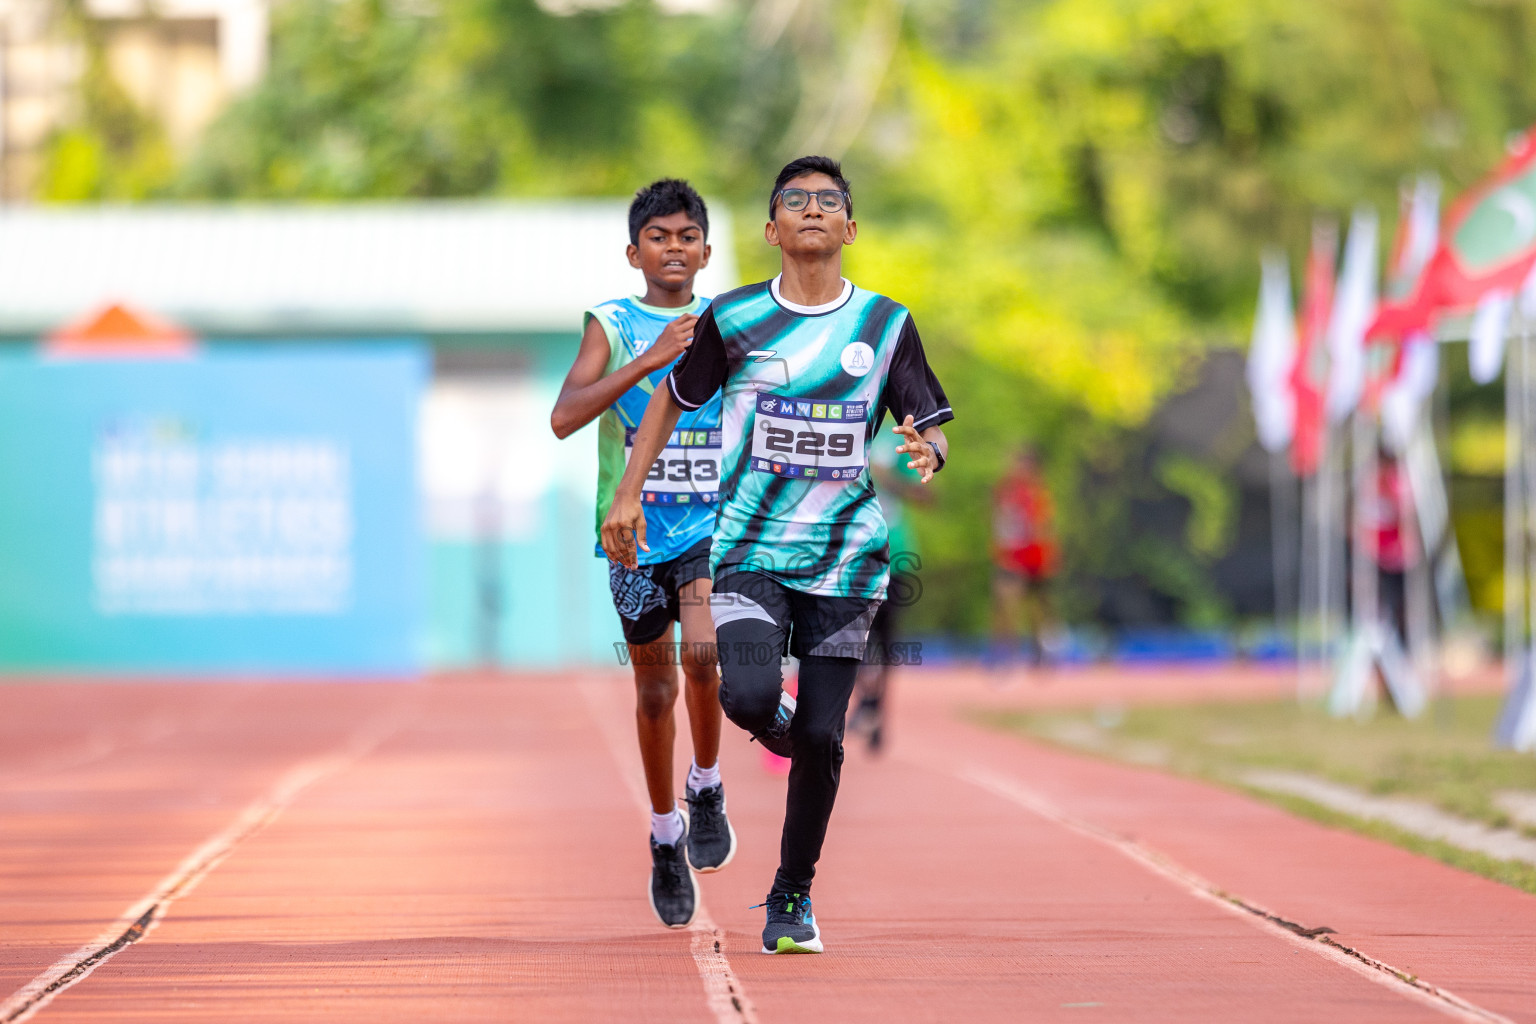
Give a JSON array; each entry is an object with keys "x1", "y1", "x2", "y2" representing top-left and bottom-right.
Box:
[
  {"x1": 175, "y1": 0, "x2": 796, "y2": 198},
  {"x1": 40, "y1": 0, "x2": 175, "y2": 200},
  {"x1": 841, "y1": 0, "x2": 1536, "y2": 630},
  {"x1": 41, "y1": 0, "x2": 1536, "y2": 629}
]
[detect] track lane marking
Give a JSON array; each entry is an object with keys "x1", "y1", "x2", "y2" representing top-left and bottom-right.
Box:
[
  {"x1": 0, "y1": 712, "x2": 406, "y2": 1024},
  {"x1": 576, "y1": 676, "x2": 758, "y2": 1024},
  {"x1": 960, "y1": 764, "x2": 1515, "y2": 1024}
]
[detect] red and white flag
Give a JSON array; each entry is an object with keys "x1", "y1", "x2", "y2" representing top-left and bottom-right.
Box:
[
  {"x1": 1369, "y1": 129, "x2": 1536, "y2": 370},
  {"x1": 1290, "y1": 220, "x2": 1338, "y2": 476}
]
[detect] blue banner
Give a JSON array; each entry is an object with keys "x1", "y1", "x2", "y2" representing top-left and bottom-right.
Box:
[{"x1": 0, "y1": 344, "x2": 427, "y2": 674}]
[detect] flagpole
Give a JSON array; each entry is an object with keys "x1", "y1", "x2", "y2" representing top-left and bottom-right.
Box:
[
  {"x1": 1522, "y1": 313, "x2": 1536, "y2": 684},
  {"x1": 1319, "y1": 422, "x2": 1346, "y2": 696},
  {"x1": 1352, "y1": 401, "x2": 1377, "y2": 682},
  {"x1": 1404, "y1": 421, "x2": 1435, "y2": 701},
  {"x1": 1428, "y1": 353, "x2": 1464, "y2": 717},
  {"x1": 1318, "y1": 425, "x2": 1330, "y2": 698},
  {"x1": 1334, "y1": 428, "x2": 1351, "y2": 681},
  {"x1": 1270, "y1": 448, "x2": 1297, "y2": 656},
  {"x1": 1505, "y1": 310, "x2": 1526, "y2": 696},
  {"x1": 1298, "y1": 468, "x2": 1318, "y2": 701}
]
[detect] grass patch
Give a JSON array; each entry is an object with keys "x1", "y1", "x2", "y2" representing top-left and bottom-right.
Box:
[{"x1": 980, "y1": 694, "x2": 1536, "y2": 895}]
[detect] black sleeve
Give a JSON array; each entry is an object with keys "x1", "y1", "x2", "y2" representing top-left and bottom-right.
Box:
[
  {"x1": 666, "y1": 307, "x2": 728, "y2": 411},
  {"x1": 879, "y1": 314, "x2": 953, "y2": 431}
]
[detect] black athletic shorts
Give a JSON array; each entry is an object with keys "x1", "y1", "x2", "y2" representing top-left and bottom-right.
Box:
[
  {"x1": 607, "y1": 537, "x2": 712, "y2": 646},
  {"x1": 710, "y1": 570, "x2": 881, "y2": 662}
]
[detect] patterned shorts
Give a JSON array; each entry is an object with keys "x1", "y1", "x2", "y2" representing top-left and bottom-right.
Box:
[{"x1": 607, "y1": 537, "x2": 712, "y2": 645}]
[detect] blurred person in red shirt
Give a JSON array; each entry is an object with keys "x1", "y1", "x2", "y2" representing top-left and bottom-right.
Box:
[
  {"x1": 1361, "y1": 448, "x2": 1417, "y2": 645},
  {"x1": 991, "y1": 445, "x2": 1058, "y2": 669}
]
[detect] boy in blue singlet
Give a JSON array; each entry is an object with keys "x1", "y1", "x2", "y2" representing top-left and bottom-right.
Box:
[
  {"x1": 603, "y1": 157, "x2": 953, "y2": 954},
  {"x1": 551, "y1": 179, "x2": 734, "y2": 929}
]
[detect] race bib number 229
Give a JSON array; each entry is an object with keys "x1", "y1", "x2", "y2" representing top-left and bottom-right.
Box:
[{"x1": 750, "y1": 395, "x2": 866, "y2": 480}]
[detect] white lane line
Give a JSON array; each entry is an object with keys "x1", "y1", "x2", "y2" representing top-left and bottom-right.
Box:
[
  {"x1": 960, "y1": 765, "x2": 1515, "y2": 1024},
  {"x1": 0, "y1": 713, "x2": 404, "y2": 1024},
  {"x1": 576, "y1": 676, "x2": 758, "y2": 1024}
]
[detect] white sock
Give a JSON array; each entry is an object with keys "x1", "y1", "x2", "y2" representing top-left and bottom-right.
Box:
[
  {"x1": 688, "y1": 759, "x2": 721, "y2": 792},
  {"x1": 651, "y1": 806, "x2": 684, "y2": 845}
]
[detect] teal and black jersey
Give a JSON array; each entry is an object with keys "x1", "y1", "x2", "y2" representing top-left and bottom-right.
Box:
[
  {"x1": 586, "y1": 294, "x2": 721, "y2": 566},
  {"x1": 666, "y1": 276, "x2": 952, "y2": 599}
]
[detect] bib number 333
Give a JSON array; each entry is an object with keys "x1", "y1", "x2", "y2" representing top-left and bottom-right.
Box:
[
  {"x1": 750, "y1": 394, "x2": 866, "y2": 481},
  {"x1": 625, "y1": 428, "x2": 721, "y2": 504}
]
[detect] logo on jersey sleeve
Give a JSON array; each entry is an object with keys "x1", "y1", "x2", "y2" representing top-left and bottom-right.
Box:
[{"x1": 840, "y1": 342, "x2": 875, "y2": 377}]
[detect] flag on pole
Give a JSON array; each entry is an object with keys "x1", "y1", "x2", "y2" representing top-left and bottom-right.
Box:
[
  {"x1": 1290, "y1": 220, "x2": 1338, "y2": 475},
  {"x1": 1372, "y1": 177, "x2": 1441, "y2": 448},
  {"x1": 1484, "y1": 258, "x2": 1536, "y2": 384},
  {"x1": 1247, "y1": 249, "x2": 1298, "y2": 453},
  {"x1": 1376, "y1": 179, "x2": 1443, "y2": 448},
  {"x1": 1369, "y1": 129, "x2": 1536, "y2": 343},
  {"x1": 1385, "y1": 176, "x2": 1440, "y2": 302},
  {"x1": 1469, "y1": 289, "x2": 1514, "y2": 384},
  {"x1": 1381, "y1": 339, "x2": 1439, "y2": 452},
  {"x1": 1325, "y1": 207, "x2": 1379, "y2": 421}
]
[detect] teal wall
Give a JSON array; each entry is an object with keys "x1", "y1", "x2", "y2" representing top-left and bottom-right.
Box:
[
  {"x1": 425, "y1": 492, "x2": 618, "y2": 668},
  {"x1": 423, "y1": 333, "x2": 626, "y2": 670}
]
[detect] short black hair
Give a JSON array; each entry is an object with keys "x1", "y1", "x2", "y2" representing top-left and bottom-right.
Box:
[
  {"x1": 628, "y1": 178, "x2": 709, "y2": 245},
  {"x1": 769, "y1": 155, "x2": 852, "y2": 219}
]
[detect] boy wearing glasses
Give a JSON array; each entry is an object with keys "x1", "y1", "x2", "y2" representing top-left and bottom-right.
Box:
[
  {"x1": 602, "y1": 156, "x2": 953, "y2": 954},
  {"x1": 552, "y1": 179, "x2": 735, "y2": 930}
]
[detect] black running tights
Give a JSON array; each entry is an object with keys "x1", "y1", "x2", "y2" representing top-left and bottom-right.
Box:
[{"x1": 716, "y1": 643, "x2": 859, "y2": 896}]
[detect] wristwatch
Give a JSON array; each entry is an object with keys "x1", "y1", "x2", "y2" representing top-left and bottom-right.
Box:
[{"x1": 928, "y1": 440, "x2": 946, "y2": 473}]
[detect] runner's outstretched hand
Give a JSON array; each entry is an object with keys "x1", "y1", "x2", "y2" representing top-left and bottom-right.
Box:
[
  {"x1": 601, "y1": 489, "x2": 648, "y2": 568},
  {"x1": 893, "y1": 415, "x2": 939, "y2": 483}
]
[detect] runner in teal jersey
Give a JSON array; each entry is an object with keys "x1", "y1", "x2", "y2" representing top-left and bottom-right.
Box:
[
  {"x1": 551, "y1": 180, "x2": 734, "y2": 930},
  {"x1": 602, "y1": 157, "x2": 953, "y2": 954}
]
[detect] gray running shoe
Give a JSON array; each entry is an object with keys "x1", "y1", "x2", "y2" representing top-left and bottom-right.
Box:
[
  {"x1": 756, "y1": 892, "x2": 822, "y2": 954},
  {"x1": 755, "y1": 690, "x2": 796, "y2": 758},
  {"x1": 684, "y1": 783, "x2": 737, "y2": 873},
  {"x1": 648, "y1": 823, "x2": 699, "y2": 929}
]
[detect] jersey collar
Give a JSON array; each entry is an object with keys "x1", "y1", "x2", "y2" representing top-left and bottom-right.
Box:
[
  {"x1": 769, "y1": 274, "x2": 853, "y2": 316},
  {"x1": 629, "y1": 294, "x2": 705, "y2": 317}
]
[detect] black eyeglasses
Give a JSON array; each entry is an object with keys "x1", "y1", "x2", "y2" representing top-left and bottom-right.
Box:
[{"x1": 775, "y1": 188, "x2": 850, "y2": 214}]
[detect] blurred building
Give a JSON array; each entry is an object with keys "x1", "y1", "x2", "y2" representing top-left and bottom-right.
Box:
[
  {"x1": 0, "y1": 0, "x2": 267, "y2": 199},
  {"x1": 0, "y1": 201, "x2": 738, "y2": 670}
]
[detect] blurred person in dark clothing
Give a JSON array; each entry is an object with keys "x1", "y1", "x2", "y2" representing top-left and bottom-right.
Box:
[{"x1": 849, "y1": 439, "x2": 930, "y2": 753}]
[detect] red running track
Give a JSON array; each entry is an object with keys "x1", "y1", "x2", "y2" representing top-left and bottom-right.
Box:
[{"x1": 0, "y1": 666, "x2": 1530, "y2": 1023}]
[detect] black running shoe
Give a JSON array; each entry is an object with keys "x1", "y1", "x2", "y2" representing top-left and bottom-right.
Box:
[
  {"x1": 847, "y1": 695, "x2": 878, "y2": 734},
  {"x1": 849, "y1": 695, "x2": 884, "y2": 753},
  {"x1": 684, "y1": 783, "x2": 737, "y2": 873},
  {"x1": 648, "y1": 821, "x2": 699, "y2": 929},
  {"x1": 756, "y1": 891, "x2": 822, "y2": 954},
  {"x1": 754, "y1": 690, "x2": 796, "y2": 758}
]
